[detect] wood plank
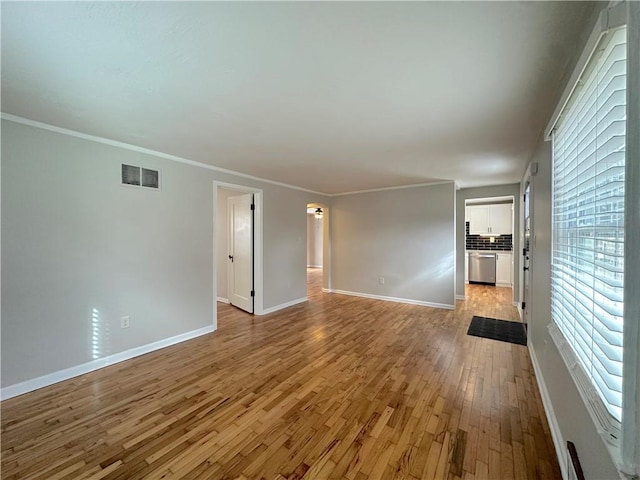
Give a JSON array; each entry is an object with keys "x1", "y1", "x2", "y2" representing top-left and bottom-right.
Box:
[{"x1": 1, "y1": 274, "x2": 561, "y2": 480}]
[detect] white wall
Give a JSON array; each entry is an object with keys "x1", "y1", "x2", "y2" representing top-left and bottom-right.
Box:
[
  {"x1": 330, "y1": 183, "x2": 456, "y2": 308},
  {"x1": 262, "y1": 185, "x2": 319, "y2": 307},
  {"x1": 306, "y1": 214, "x2": 323, "y2": 268},
  {"x1": 1, "y1": 119, "x2": 330, "y2": 389},
  {"x1": 455, "y1": 184, "x2": 520, "y2": 300}
]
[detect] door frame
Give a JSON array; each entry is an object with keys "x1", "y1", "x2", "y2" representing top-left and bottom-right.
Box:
[
  {"x1": 213, "y1": 181, "x2": 264, "y2": 320},
  {"x1": 520, "y1": 174, "x2": 533, "y2": 328},
  {"x1": 464, "y1": 195, "x2": 516, "y2": 303}
]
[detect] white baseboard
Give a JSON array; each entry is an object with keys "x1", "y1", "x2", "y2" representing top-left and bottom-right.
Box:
[
  {"x1": 0, "y1": 325, "x2": 217, "y2": 401},
  {"x1": 260, "y1": 297, "x2": 307, "y2": 315},
  {"x1": 322, "y1": 288, "x2": 332, "y2": 293},
  {"x1": 307, "y1": 265, "x2": 323, "y2": 268},
  {"x1": 528, "y1": 343, "x2": 567, "y2": 480},
  {"x1": 496, "y1": 282, "x2": 513, "y2": 287},
  {"x1": 515, "y1": 302, "x2": 523, "y2": 321},
  {"x1": 216, "y1": 296, "x2": 229, "y2": 304},
  {"x1": 456, "y1": 295, "x2": 466, "y2": 301},
  {"x1": 330, "y1": 289, "x2": 455, "y2": 310}
]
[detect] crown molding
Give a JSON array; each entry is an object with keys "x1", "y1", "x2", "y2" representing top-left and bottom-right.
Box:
[
  {"x1": 331, "y1": 180, "x2": 455, "y2": 197},
  {"x1": 2, "y1": 113, "x2": 459, "y2": 198},
  {"x1": 1, "y1": 113, "x2": 329, "y2": 196}
]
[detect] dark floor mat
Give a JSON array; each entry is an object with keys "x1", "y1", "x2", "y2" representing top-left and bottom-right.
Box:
[{"x1": 467, "y1": 316, "x2": 527, "y2": 346}]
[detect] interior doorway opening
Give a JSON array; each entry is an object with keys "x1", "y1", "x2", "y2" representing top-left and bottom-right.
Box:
[
  {"x1": 215, "y1": 182, "x2": 263, "y2": 318},
  {"x1": 464, "y1": 195, "x2": 516, "y2": 306},
  {"x1": 306, "y1": 203, "x2": 328, "y2": 297}
]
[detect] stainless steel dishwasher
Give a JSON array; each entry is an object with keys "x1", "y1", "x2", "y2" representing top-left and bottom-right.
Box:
[{"x1": 468, "y1": 252, "x2": 496, "y2": 284}]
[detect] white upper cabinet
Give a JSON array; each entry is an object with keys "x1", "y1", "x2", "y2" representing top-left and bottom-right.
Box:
[
  {"x1": 468, "y1": 206, "x2": 490, "y2": 235},
  {"x1": 467, "y1": 204, "x2": 512, "y2": 235},
  {"x1": 490, "y1": 204, "x2": 513, "y2": 235}
]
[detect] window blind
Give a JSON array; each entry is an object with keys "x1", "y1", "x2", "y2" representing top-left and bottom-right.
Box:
[{"x1": 551, "y1": 26, "x2": 626, "y2": 423}]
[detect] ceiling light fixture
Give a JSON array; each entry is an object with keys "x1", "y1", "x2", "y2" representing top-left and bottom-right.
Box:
[{"x1": 314, "y1": 208, "x2": 323, "y2": 220}]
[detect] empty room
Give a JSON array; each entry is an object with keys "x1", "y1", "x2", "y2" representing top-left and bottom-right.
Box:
[{"x1": 1, "y1": 2, "x2": 638, "y2": 479}]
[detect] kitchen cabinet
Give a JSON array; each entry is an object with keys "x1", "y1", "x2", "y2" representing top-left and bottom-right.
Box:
[
  {"x1": 496, "y1": 252, "x2": 513, "y2": 286},
  {"x1": 465, "y1": 252, "x2": 469, "y2": 283},
  {"x1": 467, "y1": 204, "x2": 512, "y2": 235},
  {"x1": 467, "y1": 206, "x2": 490, "y2": 234},
  {"x1": 490, "y1": 204, "x2": 513, "y2": 235}
]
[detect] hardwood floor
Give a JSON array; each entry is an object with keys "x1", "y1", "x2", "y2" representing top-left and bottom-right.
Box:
[{"x1": 1, "y1": 271, "x2": 559, "y2": 479}]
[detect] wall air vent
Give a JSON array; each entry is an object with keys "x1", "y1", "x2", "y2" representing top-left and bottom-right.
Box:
[
  {"x1": 122, "y1": 164, "x2": 159, "y2": 189},
  {"x1": 141, "y1": 168, "x2": 159, "y2": 188}
]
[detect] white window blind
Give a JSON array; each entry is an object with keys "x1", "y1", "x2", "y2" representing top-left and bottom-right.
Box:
[{"x1": 551, "y1": 26, "x2": 626, "y2": 423}]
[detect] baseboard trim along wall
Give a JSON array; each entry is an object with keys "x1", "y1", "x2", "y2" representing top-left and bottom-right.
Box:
[
  {"x1": 306, "y1": 264, "x2": 323, "y2": 268},
  {"x1": 260, "y1": 297, "x2": 308, "y2": 315},
  {"x1": 216, "y1": 297, "x2": 230, "y2": 304},
  {"x1": 528, "y1": 343, "x2": 567, "y2": 480},
  {"x1": 0, "y1": 325, "x2": 216, "y2": 401},
  {"x1": 330, "y1": 289, "x2": 455, "y2": 310},
  {"x1": 455, "y1": 295, "x2": 466, "y2": 301}
]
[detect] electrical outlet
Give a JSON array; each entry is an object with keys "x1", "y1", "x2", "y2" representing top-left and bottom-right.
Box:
[
  {"x1": 120, "y1": 316, "x2": 130, "y2": 329},
  {"x1": 379, "y1": 276, "x2": 385, "y2": 285}
]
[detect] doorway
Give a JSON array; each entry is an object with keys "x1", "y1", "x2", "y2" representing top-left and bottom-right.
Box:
[
  {"x1": 306, "y1": 203, "x2": 327, "y2": 297},
  {"x1": 464, "y1": 195, "x2": 516, "y2": 307},
  {"x1": 214, "y1": 182, "x2": 263, "y2": 316}
]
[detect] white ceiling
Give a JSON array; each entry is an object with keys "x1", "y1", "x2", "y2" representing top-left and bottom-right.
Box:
[{"x1": 1, "y1": 2, "x2": 597, "y2": 194}]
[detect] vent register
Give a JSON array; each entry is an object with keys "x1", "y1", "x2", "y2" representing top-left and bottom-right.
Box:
[{"x1": 121, "y1": 164, "x2": 159, "y2": 189}]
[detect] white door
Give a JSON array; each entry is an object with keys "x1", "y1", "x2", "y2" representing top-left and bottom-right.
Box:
[
  {"x1": 228, "y1": 193, "x2": 254, "y2": 313},
  {"x1": 522, "y1": 183, "x2": 531, "y2": 330}
]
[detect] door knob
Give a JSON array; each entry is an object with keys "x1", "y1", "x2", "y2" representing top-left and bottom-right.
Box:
[{"x1": 523, "y1": 266, "x2": 529, "y2": 271}]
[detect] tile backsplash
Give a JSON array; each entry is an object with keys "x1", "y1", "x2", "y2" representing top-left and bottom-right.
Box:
[{"x1": 465, "y1": 222, "x2": 513, "y2": 251}]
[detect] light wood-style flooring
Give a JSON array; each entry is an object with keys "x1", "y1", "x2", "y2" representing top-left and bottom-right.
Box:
[{"x1": 1, "y1": 271, "x2": 559, "y2": 479}]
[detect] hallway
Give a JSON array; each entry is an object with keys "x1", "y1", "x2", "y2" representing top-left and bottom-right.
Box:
[{"x1": 306, "y1": 267, "x2": 323, "y2": 298}]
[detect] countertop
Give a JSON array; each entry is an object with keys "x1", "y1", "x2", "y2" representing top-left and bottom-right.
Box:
[{"x1": 466, "y1": 250, "x2": 513, "y2": 253}]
